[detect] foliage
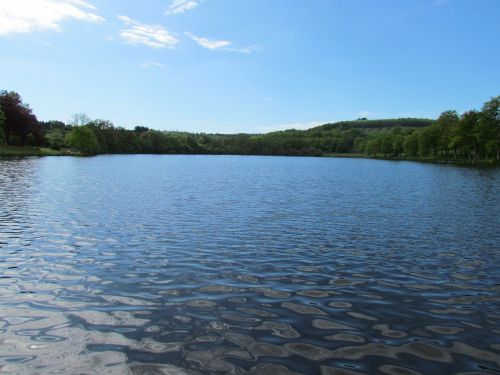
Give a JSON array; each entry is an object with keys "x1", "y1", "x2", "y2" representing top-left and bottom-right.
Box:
[
  {"x1": 478, "y1": 96, "x2": 500, "y2": 159},
  {"x1": 0, "y1": 90, "x2": 45, "y2": 146},
  {"x1": 0, "y1": 108, "x2": 5, "y2": 145},
  {"x1": 317, "y1": 118, "x2": 434, "y2": 131},
  {"x1": 46, "y1": 129, "x2": 66, "y2": 150},
  {"x1": 0, "y1": 144, "x2": 62, "y2": 157},
  {"x1": 65, "y1": 126, "x2": 98, "y2": 155},
  {"x1": 358, "y1": 97, "x2": 499, "y2": 162}
]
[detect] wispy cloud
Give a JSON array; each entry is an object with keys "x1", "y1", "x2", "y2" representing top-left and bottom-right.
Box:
[
  {"x1": 165, "y1": 0, "x2": 198, "y2": 16},
  {"x1": 185, "y1": 32, "x2": 260, "y2": 54},
  {"x1": 117, "y1": 15, "x2": 178, "y2": 49},
  {"x1": 0, "y1": 0, "x2": 104, "y2": 36},
  {"x1": 185, "y1": 32, "x2": 230, "y2": 50},
  {"x1": 140, "y1": 62, "x2": 166, "y2": 68},
  {"x1": 227, "y1": 44, "x2": 261, "y2": 54}
]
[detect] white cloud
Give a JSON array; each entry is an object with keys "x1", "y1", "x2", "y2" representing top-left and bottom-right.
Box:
[
  {"x1": 185, "y1": 32, "x2": 260, "y2": 54},
  {"x1": 118, "y1": 15, "x2": 178, "y2": 49},
  {"x1": 140, "y1": 62, "x2": 166, "y2": 68},
  {"x1": 227, "y1": 44, "x2": 261, "y2": 54},
  {"x1": 185, "y1": 32, "x2": 230, "y2": 50},
  {"x1": 165, "y1": 0, "x2": 198, "y2": 15},
  {"x1": 65, "y1": 0, "x2": 95, "y2": 9},
  {"x1": 0, "y1": 0, "x2": 104, "y2": 36}
]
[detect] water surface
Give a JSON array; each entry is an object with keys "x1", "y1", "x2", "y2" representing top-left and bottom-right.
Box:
[{"x1": 0, "y1": 155, "x2": 499, "y2": 374}]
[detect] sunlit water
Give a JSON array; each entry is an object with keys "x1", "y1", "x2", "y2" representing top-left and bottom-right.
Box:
[{"x1": 0, "y1": 155, "x2": 499, "y2": 375}]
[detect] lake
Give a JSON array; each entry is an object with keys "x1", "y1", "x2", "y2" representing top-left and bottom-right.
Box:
[{"x1": 0, "y1": 155, "x2": 499, "y2": 375}]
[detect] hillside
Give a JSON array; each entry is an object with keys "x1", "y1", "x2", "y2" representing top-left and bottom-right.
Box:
[{"x1": 313, "y1": 118, "x2": 434, "y2": 131}]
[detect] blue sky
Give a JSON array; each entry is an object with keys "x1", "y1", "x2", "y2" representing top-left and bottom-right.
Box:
[{"x1": 0, "y1": 0, "x2": 499, "y2": 133}]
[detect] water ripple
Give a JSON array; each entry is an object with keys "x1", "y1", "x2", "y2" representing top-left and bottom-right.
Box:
[{"x1": 0, "y1": 155, "x2": 499, "y2": 374}]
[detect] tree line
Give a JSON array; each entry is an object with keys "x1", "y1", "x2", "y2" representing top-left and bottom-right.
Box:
[{"x1": 1, "y1": 90, "x2": 498, "y2": 162}]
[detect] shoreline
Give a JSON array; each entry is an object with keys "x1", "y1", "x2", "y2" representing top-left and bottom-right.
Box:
[
  {"x1": 1, "y1": 145, "x2": 498, "y2": 167},
  {"x1": 0, "y1": 145, "x2": 68, "y2": 157}
]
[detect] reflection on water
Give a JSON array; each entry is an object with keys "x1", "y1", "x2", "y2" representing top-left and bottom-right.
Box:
[{"x1": 0, "y1": 155, "x2": 500, "y2": 374}]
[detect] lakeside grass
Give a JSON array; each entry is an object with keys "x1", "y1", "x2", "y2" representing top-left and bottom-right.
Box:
[
  {"x1": 323, "y1": 153, "x2": 367, "y2": 158},
  {"x1": 0, "y1": 145, "x2": 65, "y2": 157},
  {"x1": 323, "y1": 152, "x2": 499, "y2": 166}
]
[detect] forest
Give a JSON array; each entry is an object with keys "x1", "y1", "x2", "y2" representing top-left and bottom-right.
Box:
[{"x1": 0, "y1": 90, "x2": 499, "y2": 163}]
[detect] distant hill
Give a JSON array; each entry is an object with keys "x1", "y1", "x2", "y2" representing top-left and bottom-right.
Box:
[{"x1": 313, "y1": 118, "x2": 434, "y2": 131}]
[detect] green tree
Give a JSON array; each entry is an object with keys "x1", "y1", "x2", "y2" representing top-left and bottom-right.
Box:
[
  {"x1": 365, "y1": 138, "x2": 381, "y2": 156},
  {"x1": 353, "y1": 137, "x2": 366, "y2": 153},
  {"x1": 379, "y1": 134, "x2": 394, "y2": 156},
  {"x1": 87, "y1": 119, "x2": 117, "y2": 153},
  {"x1": 392, "y1": 135, "x2": 405, "y2": 157},
  {"x1": 403, "y1": 132, "x2": 419, "y2": 157},
  {"x1": 435, "y1": 110, "x2": 459, "y2": 156},
  {"x1": 478, "y1": 96, "x2": 500, "y2": 160},
  {"x1": 65, "y1": 126, "x2": 98, "y2": 155},
  {"x1": 418, "y1": 126, "x2": 440, "y2": 158},
  {"x1": 46, "y1": 129, "x2": 66, "y2": 150},
  {"x1": 140, "y1": 130, "x2": 168, "y2": 153},
  {"x1": 0, "y1": 108, "x2": 5, "y2": 144},
  {"x1": 452, "y1": 110, "x2": 479, "y2": 160}
]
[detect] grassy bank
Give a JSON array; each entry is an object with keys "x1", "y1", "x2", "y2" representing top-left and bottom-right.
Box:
[
  {"x1": 0, "y1": 145, "x2": 65, "y2": 157},
  {"x1": 325, "y1": 152, "x2": 499, "y2": 166},
  {"x1": 369, "y1": 155, "x2": 500, "y2": 167},
  {"x1": 323, "y1": 153, "x2": 368, "y2": 158}
]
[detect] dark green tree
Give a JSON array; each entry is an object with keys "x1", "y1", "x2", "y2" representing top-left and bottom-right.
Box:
[
  {"x1": 418, "y1": 125, "x2": 440, "y2": 158},
  {"x1": 365, "y1": 138, "x2": 381, "y2": 156},
  {"x1": 0, "y1": 108, "x2": 5, "y2": 144},
  {"x1": 478, "y1": 96, "x2": 500, "y2": 160},
  {"x1": 134, "y1": 126, "x2": 150, "y2": 134},
  {"x1": 452, "y1": 110, "x2": 479, "y2": 160},
  {"x1": 392, "y1": 135, "x2": 405, "y2": 157},
  {"x1": 403, "y1": 132, "x2": 419, "y2": 157},
  {"x1": 435, "y1": 110, "x2": 459, "y2": 156},
  {"x1": 87, "y1": 119, "x2": 117, "y2": 153}
]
